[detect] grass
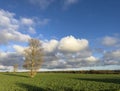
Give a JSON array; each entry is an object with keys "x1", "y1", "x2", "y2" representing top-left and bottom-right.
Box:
[{"x1": 0, "y1": 73, "x2": 120, "y2": 91}]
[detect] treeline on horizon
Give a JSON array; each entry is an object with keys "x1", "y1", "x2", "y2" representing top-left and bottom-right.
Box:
[
  {"x1": 39, "y1": 70, "x2": 120, "y2": 74},
  {"x1": 1, "y1": 70, "x2": 120, "y2": 74}
]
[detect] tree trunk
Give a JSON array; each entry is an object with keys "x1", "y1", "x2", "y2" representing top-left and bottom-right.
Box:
[
  {"x1": 30, "y1": 69, "x2": 34, "y2": 78},
  {"x1": 30, "y1": 60, "x2": 35, "y2": 78}
]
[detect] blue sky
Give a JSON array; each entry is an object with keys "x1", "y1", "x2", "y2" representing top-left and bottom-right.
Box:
[
  {"x1": 0, "y1": 0, "x2": 120, "y2": 71},
  {"x1": 1, "y1": 0, "x2": 120, "y2": 39}
]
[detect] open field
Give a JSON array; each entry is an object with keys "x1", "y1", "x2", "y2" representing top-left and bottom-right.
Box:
[{"x1": 0, "y1": 73, "x2": 120, "y2": 91}]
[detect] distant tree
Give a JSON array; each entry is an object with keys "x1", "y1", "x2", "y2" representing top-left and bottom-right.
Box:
[
  {"x1": 23, "y1": 38, "x2": 43, "y2": 77},
  {"x1": 13, "y1": 64, "x2": 18, "y2": 73}
]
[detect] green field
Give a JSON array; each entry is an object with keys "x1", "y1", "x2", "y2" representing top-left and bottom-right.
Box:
[{"x1": 0, "y1": 73, "x2": 120, "y2": 91}]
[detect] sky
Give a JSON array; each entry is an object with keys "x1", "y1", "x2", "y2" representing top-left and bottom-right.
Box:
[{"x1": 0, "y1": 0, "x2": 120, "y2": 71}]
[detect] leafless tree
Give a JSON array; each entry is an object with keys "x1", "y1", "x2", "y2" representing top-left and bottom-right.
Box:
[{"x1": 23, "y1": 38, "x2": 43, "y2": 77}]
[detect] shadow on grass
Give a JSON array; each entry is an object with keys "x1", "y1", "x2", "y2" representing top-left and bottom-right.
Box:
[
  {"x1": 16, "y1": 83, "x2": 74, "y2": 91},
  {"x1": 73, "y1": 77, "x2": 120, "y2": 84},
  {"x1": 4, "y1": 73, "x2": 28, "y2": 78},
  {"x1": 16, "y1": 83, "x2": 46, "y2": 91}
]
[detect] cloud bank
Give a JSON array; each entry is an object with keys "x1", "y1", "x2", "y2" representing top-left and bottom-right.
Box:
[{"x1": 0, "y1": 9, "x2": 120, "y2": 71}]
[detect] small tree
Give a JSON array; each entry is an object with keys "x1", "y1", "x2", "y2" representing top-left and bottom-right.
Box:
[
  {"x1": 13, "y1": 64, "x2": 18, "y2": 73},
  {"x1": 23, "y1": 38, "x2": 43, "y2": 77}
]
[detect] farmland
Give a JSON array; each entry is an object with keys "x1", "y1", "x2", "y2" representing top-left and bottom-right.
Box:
[{"x1": 0, "y1": 73, "x2": 120, "y2": 91}]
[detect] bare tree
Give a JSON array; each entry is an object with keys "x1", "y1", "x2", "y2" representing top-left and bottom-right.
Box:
[
  {"x1": 13, "y1": 64, "x2": 18, "y2": 73},
  {"x1": 23, "y1": 38, "x2": 43, "y2": 77}
]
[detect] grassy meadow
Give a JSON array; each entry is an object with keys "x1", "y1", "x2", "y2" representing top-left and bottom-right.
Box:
[{"x1": 0, "y1": 73, "x2": 120, "y2": 91}]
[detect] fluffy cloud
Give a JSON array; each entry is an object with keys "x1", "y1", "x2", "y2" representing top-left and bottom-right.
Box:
[
  {"x1": 0, "y1": 9, "x2": 49, "y2": 37},
  {"x1": 13, "y1": 45, "x2": 26, "y2": 54},
  {"x1": 0, "y1": 34, "x2": 115, "y2": 70},
  {"x1": 0, "y1": 9, "x2": 99, "y2": 71},
  {"x1": 41, "y1": 36, "x2": 98, "y2": 69},
  {"x1": 0, "y1": 9, "x2": 32, "y2": 71},
  {"x1": 42, "y1": 39, "x2": 58, "y2": 53},
  {"x1": 58, "y1": 36, "x2": 88, "y2": 52},
  {"x1": 0, "y1": 30, "x2": 31, "y2": 44},
  {"x1": 42, "y1": 36, "x2": 88, "y2": 53},
  {"x1": 0, "y1": 9, "x2": 31, "y2": 44},
  {"x1": 0, "y1": 9, "x2": 18, "y2": 30},
  {"x1": 102, "y1": 36, "x2": 119, "y2": 46}
]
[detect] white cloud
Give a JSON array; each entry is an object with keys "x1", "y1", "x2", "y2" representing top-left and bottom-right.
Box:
[
  {"x1": 102, "y1": 36, "x2": 119, "y2": 46},
  {"x1": 20, "y1": 18, "x2": 34, "y2": 26},
  {"x1": 1, "y1": 9, "x2": 120, "y2": 71},
  {"x1": 0, "y1": 9, "x2": 18, "y2": 30},
  {"x1": 41, "y1": 36, "x2": 98, "y2": 69},
  {"x1": 0, "y1": 30, "x2": 31, "y2": 44},
  {"x1": 42, "y1": 36, "x2": 89, "y2": 53},
  {"x1": 20, "y1": 17, "x2": 36, "y2": 34},
  {"x1": 0, "y1": 9, "x2": 31, "y2": 44},
  {"x1": 1, "y1": 34, "x2": 119, "y2": 70},
  {"x1": 20, "y1": 17, "x2": 50, "y2": 34},
  {"x1": 85, "y1": 56, "x2": 98, "y2": 62},
  {"x1": 58, "y1": 36, "x2": 88, "y2": 52},
  {"x1": 13, "y1": 45, "x2": 26, "y2": 54},
  {"x1": 43, "y1": 39, "x2": 58, "y2": 53}
]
